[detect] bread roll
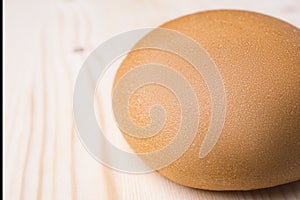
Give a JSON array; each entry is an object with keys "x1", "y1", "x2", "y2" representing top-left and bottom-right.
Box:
[{"x1": 112, "y1": 10, "x2": 300, "y2": 190}]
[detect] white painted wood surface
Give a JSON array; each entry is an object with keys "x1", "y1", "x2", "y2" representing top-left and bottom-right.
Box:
[{"x1": 5, "y1": 0, "x2": 300, "y2": 199}]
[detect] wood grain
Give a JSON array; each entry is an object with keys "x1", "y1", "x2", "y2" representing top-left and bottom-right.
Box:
[{"x1": 5, "y1": 0, "x2": 300, "y2": 199}]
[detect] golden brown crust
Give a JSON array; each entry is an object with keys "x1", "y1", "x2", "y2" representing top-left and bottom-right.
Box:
[{"x1": 113, "y1": 10, "x2": 300, "y2": 190}]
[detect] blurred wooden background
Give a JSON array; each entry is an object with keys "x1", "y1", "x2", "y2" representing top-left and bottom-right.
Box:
[{"x1": 5, "y1": 0, "x2": 300, "y2": 199}]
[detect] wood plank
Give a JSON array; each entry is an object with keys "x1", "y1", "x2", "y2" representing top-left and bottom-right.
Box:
[{"x1": 5, "y1": 0, "x2": 300, "y2": 199}]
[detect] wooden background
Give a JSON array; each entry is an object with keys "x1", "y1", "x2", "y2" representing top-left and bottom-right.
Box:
[{"x1": 5, "y1": 0, "x2": 300, "y2": 199}]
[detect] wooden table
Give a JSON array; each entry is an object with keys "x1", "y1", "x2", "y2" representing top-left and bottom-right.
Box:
[{"x1": 5, "y1": 0, "x2": 300, "y2": 199}]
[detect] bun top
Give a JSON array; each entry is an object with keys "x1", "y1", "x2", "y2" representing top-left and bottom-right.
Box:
[{"x1": 112, "y1": 10, "x2": 300, "y2": 190}]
